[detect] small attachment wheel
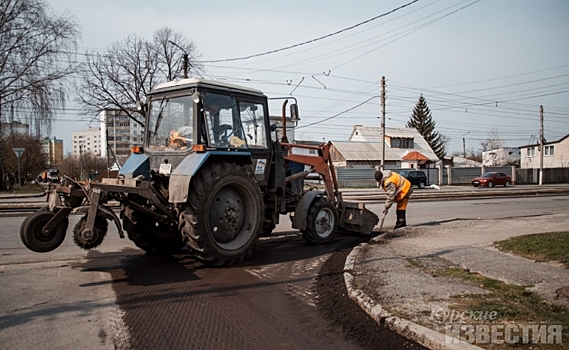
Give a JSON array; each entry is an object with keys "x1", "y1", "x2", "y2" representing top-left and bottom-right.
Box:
[
  {"x1": 73, "y1": 215, "x2": 108, "y2": 250},
  {"x1": 21, "y1": 209, "x2": 69, "y2": 252}
]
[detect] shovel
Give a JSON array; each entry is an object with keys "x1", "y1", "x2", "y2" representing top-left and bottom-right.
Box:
[
  {"x1": 379, "y1": 211, "x2": 386, "y2": 231},
  {"x1": 372, "y1": 210, "x2": 387, "y2": 237}
]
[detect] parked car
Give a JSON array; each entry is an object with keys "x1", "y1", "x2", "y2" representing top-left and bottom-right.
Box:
[
  {"x1": 398, "y1": 170, "x2": 428, "y2": 189},
  {"x1": 471, "y1": 172, "x2": 511, "y2": 188}
]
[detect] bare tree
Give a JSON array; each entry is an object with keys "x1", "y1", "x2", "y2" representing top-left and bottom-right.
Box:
[
  {"x1": 60, "y1": 153, "x2": 107, "y2": 181},
  {"x1": 479, "y1": 129, "x2": 505, "y2": 152},
  {"x1": 0, "y1": 0, "x2": 79, "y2": 188},
  {"x1": 1, "y1": 134, "x2": 48, "y2": 186},
  {"x1": 77, "y1": 27, "x2": 201, "y2": 126}
]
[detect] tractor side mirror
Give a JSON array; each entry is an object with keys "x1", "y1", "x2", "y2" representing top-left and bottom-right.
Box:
[
  {"x1": 191, "y1": 91, "x2": 201, "y2": 104},
  {"x1": 290, "y1": 104, "x2": 300, "y2": 122},
  {"x1": 136, "y1": 100, "x2": 146, "y2": 112}
]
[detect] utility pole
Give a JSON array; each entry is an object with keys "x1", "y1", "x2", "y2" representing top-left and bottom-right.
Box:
[
  {"x1": 462, "y1": 131, "x2": 470, "y2": 159},
  {"x1": 380, "y1": 76, "x2": 386, "y2": 171},
  {"x1": 539, "y1": 105, "x2": 544, "y2": 186}
]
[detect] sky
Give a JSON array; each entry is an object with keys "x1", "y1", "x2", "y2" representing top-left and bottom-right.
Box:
[{"x1": 47, "y1": 0, "x2": 569, "y2": 156}]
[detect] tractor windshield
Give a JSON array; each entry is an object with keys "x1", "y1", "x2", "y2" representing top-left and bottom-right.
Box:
[
  {"x1": 147, "y1": 95, "x2": 194, "y2": 151},
  {"x1": 202, "y1": 93, "x2": 268, "y2": 149}
]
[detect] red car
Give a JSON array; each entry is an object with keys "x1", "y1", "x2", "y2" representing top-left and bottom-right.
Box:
[{"x1": 471, "y1": 172, "x2": 511, "y2": 188}]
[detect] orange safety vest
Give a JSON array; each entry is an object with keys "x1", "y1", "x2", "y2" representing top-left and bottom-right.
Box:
[{"x1": 382, "y1": 172, "x2": 411, "y2": 202}]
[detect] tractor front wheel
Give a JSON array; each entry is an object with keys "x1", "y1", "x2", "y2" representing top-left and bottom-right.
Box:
[{"x1": 302, "y1": 197, "x2": 338, "y2": 245}]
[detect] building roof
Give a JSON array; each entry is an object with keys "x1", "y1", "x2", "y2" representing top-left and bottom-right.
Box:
[
  {"x1": 518, "y1": 133, "x2": 569, "y2": 148},
  {"x1": 401, "y1": 151, "x2": 429, "y2": 161},
  {"x1": 451, "y1": 156, "x2": 483, "y2": 167},
  {"x1": 344, "y1": 125, "x2": 439, "y2": 161},
  {"x1": 330, "y1": 141, "x2": 401, "y2": 161}
]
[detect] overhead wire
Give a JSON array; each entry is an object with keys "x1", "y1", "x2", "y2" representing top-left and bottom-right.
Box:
[{"x1": 198, "y1": 0, "x2": 420, "y2": 63}]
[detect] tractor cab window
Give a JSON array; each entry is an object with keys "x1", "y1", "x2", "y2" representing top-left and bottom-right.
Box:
[
  {"x1": 239, "y1": 102, "x2": 267, "y2": 148},
  {"x1": 147, "y1": 95, "x2": 194, "y2": 151},
  {"x1": 202, "y1": 93, "x2": 268, "y2": 149}
]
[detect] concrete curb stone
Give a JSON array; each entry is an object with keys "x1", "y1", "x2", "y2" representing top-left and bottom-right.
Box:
[{"x1": 344, "y1": 244, "x2": 483, "y2": 350}]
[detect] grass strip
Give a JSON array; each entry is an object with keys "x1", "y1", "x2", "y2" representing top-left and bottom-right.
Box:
[
  {"x1": 440, "y1": 267, "x2": 569, "y2": 349},
  {"x1": 495, "y1": 231, "x2": 569, "y2": 268}
]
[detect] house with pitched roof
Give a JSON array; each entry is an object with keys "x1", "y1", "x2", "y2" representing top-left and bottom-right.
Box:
[{"x1": 328, "y1": 125, "x2": 439, "y2": 169}]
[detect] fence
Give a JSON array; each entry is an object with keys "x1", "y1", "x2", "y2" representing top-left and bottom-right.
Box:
[{"x1": 334, "y1": 166, "x2": 569, "y2": 188}]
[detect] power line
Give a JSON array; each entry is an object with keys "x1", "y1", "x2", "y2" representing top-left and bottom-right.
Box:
[
  {"x1": 198, "y1": 0, "x2": 420, "y2": 63},
  {"x1": 297, "y1": 95, "x2": 379, "y2": 129}
]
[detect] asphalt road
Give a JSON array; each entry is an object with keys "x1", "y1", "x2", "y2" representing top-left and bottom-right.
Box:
[{"x1": 0, "y1": 195, "x2": 567, "y2": 349}]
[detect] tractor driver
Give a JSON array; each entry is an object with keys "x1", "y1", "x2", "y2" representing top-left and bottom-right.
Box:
[{"x1": 203, "y1": 96, "x2": 239, "y2": 146}]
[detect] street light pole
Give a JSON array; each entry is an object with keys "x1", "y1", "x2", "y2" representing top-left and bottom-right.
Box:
[
  {"x1": 169, "y1": 41, "x2": 189, "y2": 79},
  {"x1": 79, "y1": 144, "x2": 83, "y2": 181}
]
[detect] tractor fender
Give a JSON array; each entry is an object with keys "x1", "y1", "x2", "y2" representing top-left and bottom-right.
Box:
[
  {"x1": 119, "y1": 153, "x2": 150, "y2": 180},
  {"x1": 169, "y1": 151, "x2": 252, "y2": 204},
  {"x1": 291, "y1": 190, "x2": 325, "y2": 230}
]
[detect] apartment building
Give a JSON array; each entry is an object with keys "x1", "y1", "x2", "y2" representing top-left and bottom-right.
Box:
[
  {"x1": 41, "y1": 137, "x2": 64, "y2": 166},
  {"x1": 71, "y1": 127, "x2": 103, "y2": 156},
  {"x1": 1, "y1": 120, "x2": 29, "y2": 136},
  {"x1": 99, "y1": 109, "x2": 143, "y2": 158}
]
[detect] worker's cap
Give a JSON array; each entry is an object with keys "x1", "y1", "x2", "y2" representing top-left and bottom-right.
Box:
[{"x1": 374, "y1": 170, "x2": 383, "y2": 182}]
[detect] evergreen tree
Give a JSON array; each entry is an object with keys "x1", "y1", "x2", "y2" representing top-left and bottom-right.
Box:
[{"x1": 407, "y1": 95, "x2": 446, "y2": 159}]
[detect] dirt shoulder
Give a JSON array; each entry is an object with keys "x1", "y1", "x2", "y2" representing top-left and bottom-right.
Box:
[{"x1": 350, "y1": 213, "x2": 569, "y2": 349}]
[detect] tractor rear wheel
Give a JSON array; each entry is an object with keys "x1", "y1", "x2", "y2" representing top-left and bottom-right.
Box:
[
  {"x1": 122, "y1": 208, "x2": 184, "y2": 254},
  {"x1": 302, "y1": 197, "x2": 338, "y2": 245},
  {"x1": 21, "y1": 209, "x2": 69, "y2": 252},
  {"x1": 181, "y1": 163, "x2": 263, "y2": 266}
]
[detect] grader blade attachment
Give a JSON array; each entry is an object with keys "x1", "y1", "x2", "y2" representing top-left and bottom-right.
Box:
[{"x1": 338, "y1": 201, "x2": 379, "y2": 234}]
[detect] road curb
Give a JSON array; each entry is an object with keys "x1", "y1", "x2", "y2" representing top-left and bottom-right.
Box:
[
  {"x1": 343, "y1": 188, "x2": 569, "y2": 202},
  {"x1": 343, "y1": 244, "x2": 482, "y2": 350},
  {"x1": 0, "y1": 191, "x2": 47, "y2": 200}
]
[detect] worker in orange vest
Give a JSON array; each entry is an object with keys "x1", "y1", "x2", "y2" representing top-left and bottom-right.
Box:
[{"x1": 374, "y1": 170, "x2": 413, "y2": 229}]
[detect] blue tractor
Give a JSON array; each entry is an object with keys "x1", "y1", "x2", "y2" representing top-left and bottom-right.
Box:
[{"x1": 20, "y1": 79, "x2": 378, "y2": 266}]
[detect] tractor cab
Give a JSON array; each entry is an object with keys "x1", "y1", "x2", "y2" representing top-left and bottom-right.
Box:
[{"x1": 143, "y1": 78, "x2": 271, "y2": 172}]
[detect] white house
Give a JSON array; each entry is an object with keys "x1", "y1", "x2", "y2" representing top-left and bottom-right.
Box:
[
  {"x1": 482, "y1": 147, "x2": 520, "y2": 166},
  {"x1": 329, "y1": 125, "x2": 439, "y2": 169},
  {"x1": 519, "y1": 133, "x2": 569, "y2": 169}
]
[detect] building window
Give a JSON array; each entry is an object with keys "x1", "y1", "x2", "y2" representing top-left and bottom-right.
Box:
[
  {"x1": 526, "y1": 147, "x2": 535, "y2": 157},
  {"x1": 545, "y1": 145, "x2": 554, "y2": 156},
  {"x1": 390, "y1": 137, "x2": 414, "y2": 148}
]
